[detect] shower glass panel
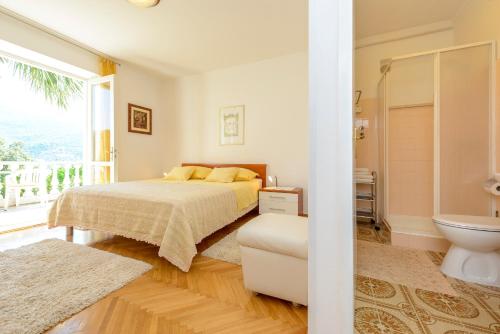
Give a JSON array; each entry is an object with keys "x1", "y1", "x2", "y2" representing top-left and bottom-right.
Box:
[
  {"x1": 377, "y1": 77, "x2": 386, "y2": 220},
  {"x1": 387, "y1": 55, "x2": 434, "y2": 217},
  {"x1": 439, "y1": 44, "x2": 492, "y2": 216}
]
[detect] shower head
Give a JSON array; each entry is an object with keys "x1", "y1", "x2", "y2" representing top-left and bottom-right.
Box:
[{"x1": 380, "y1": 58, "x2": 392, "y2": 74}]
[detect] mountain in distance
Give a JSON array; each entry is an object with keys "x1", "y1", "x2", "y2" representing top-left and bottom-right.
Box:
[{"x1": 0, "y1": 106, "x2": 84, "y2": 162}]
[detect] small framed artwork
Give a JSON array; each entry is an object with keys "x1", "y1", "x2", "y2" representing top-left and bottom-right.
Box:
[
  {"x1": 128, "y1": 103, "x2": 152, "y2": 135},
  {"x1": 219, "y1": 105, "x2": 245, "y2": 145}
]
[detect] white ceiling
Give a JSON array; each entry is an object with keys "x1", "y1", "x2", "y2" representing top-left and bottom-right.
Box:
[
  {"x1": 355, "y1": 0, "x2": 466, "y2": 39},
  {"x1": 0, "y1": 0, "x2": 308, "y2": 76},
  {"x1": 0, "y1": 0, "x2": 468, "y2": 76}
]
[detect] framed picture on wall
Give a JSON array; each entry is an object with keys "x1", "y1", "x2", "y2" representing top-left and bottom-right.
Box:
[
  {"x1": 128, "y1": 103, "x2": 152, "y2": 135},
  {"x1": 219, "y1": 105, "x2": 245, "y2": 145}
]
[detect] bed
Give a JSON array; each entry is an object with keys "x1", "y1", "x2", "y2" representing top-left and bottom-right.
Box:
[{"x1": 48, "y1": 163, "x2": 266, "y2": 271}]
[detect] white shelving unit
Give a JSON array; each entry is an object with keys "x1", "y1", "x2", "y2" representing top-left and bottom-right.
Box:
[{"x1": 355, "y1": 171, "x2": 380, "y2": 230}]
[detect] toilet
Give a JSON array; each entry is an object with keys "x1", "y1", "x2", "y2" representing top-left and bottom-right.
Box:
[{"x1": 432, "y1": 215, "x2": 500, "y2": 287}]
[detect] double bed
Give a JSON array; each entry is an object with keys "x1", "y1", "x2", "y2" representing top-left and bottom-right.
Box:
[{"x1": 48, "y1": 163, "x2": 266, "y2": 271}]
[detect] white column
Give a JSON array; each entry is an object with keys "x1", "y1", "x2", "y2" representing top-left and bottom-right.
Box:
[
  {"x1": 10, "y1": 163, "x2": 19, "y2": 173},
  {"x1": 309, "y1": 0, "x2": 354, "y2": 333},
  {"x1": 9, "y1": 163, "x2": 19, "y2": 186},
  {"x1": 74, "y1": 164, "x2": 82, "y2": 187},
  {"x1": 51, "y1": 164, "x2": 59, "y2": 194},
  {"x1": 63, "y1": 164, "x2": 71, "y2": 190}
]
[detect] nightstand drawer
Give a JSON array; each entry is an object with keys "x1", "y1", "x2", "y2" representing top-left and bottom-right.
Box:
[
  {"x1": 259, "y1": 192, "x2": 298, "y2": 203},
  {"x1": 259, "y1": 200, "x2": 298, "y2": 215}
]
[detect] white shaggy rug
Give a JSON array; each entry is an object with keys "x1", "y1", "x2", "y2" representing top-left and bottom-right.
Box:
[
  {"x1": 202, "y1": 230, "x2": 241, "y2": 265},
  {"x1": 0, "y1": 239, "x2": 152, "y2": 334}
]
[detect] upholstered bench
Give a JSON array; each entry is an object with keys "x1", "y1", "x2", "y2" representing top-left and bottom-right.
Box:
[{"x1": 237, "y1": 213, "x2": 308, "y2": 306}]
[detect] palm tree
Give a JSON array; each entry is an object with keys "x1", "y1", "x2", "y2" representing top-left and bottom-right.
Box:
[{"x1": 0, "y1": 57, "x2": 83, "y2": 110}]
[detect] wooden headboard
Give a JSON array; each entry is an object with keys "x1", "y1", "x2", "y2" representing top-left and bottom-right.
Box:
[{"x1": 182, "y1": 163, "x2": 267, "y2": 188}]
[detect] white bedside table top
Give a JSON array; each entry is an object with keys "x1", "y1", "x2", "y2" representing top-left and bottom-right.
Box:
[
  {"x1": 262, "y1": 186, "x2": 296, "y2": 191},
  {"x1": 261, "y1": 187, "x2": 302, "y2": 194}
]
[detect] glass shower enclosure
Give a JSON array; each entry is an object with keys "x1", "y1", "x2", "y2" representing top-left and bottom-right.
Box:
[{"x1": 377, "y1": 42, "x2": 496, "y2": 244}]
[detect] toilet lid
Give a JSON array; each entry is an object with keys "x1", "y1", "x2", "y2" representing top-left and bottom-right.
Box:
[{"x1": 432, "y1": 215, "x2": 500, "y2": 232}]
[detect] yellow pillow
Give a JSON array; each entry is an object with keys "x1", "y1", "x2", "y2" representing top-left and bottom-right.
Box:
[
  {"x1": 235, "y1": 168, "x2": 258, "y2": 181},
  {"x1": 164, "y1": 166, "x2": 195, "y2": 181},
  {"x1": 189, "y1": 166, "x2": 213, "y2": 180},
  {"x1": 205, "y1": 167, "x2": 239, "y2": 183}
]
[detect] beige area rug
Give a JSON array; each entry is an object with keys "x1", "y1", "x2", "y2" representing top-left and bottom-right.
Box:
[
  {"x1": 357, "y1": 240, "x2": 456, "y2": 296},
  {"x1": 0, "y1": 239, "x2": 152, "y2": 334},
  {"x1": 202, "y1": 230, "x2": 241, "y2": 265}
]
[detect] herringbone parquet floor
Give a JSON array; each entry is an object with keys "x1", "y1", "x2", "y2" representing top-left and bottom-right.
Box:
[{"x1": 17, "y1": 211, "x2": 308, "y2": 333}]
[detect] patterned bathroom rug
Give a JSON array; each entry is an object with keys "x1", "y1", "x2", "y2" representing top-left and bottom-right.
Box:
[{"x1": 357, "y1": 240, "x2": 457, "y2": 296}]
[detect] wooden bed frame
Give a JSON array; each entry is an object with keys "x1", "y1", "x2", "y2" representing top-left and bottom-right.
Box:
[{"x1": 182, "y1": 163, "x2": 267, "y2": 188}]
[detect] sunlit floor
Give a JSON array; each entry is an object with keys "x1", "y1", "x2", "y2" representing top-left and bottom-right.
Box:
[
  {"x1": 0, "y1": 212, "x2": 307, "y2": 333},
  {"x1": 0, "y1": 224, "x2": 113, "y2": 251},
  {"x1": 0, "y1": 202, "x2": 51, "y2": 234},
  {"x1": 1, "y1": 214, "x2": 497, "y2": 333},
  {"x1": 355, "y1": 222, "x2": 500, "y2": 334}
]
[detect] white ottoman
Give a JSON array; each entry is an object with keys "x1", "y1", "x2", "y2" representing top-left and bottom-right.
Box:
[{"x1": 237, "y1": 213, "x2": 308, "y2": 306}]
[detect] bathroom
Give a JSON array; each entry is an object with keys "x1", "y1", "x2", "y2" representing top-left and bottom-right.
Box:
[{"x1": 354, "y1": 1, "x2": 499, "y2": 332}]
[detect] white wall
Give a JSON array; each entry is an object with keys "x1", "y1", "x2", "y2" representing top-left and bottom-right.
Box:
[
  {"x1": 0, "y1": 11, "x2": 176, "y2": 181},
  {"x1": 114, "y1": 64, "x2": 177, "y2": 181},
  {"x1": 171, "y1": 52, "x2": 309, "y2": 210},
  {"x1": 0, "y1": 11, "x2": 98, "y2": 74},
  {"x1": 170, "y1": 75, "x2": 204, "y2": 163},
  {"x1": 309, "y1": 0, "x2": 354, "y2": 331},
  {"x1": 355, "y1": 30, "x2": 455, "y2": 98},
  {"x1": 454, "y1": 0, "x2": 500, "y2": 58}
]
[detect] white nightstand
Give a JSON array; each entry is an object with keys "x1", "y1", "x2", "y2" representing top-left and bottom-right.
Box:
[{"x1": 259, "y1": 187, "x2": 303, "y2": 216}]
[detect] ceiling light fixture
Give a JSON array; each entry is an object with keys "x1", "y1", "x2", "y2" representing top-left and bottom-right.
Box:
[{"x1": 128, "y1": 0, "x2": 160, "y2": 8}]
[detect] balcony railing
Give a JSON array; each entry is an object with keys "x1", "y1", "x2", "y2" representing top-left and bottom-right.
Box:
[{"x1": 0, "y1": 161, "x2": 83, "y2": 207}]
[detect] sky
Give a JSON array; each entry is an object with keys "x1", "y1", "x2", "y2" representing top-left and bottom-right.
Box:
[{"x1": 0, "y1": 62, "x2": 85, "y2": 161}]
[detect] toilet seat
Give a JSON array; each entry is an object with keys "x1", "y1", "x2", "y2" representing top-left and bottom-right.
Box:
[{"x1": 433, "y1": 215, "x2": 500, "y2": 232}]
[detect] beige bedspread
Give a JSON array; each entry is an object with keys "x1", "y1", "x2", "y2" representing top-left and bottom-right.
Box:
[{"x1": 48, "y1": 179, "x2": 256, "y2": 271}]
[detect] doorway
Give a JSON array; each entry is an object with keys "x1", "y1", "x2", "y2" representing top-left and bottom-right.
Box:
[{"x1": 0, "y1": 50, "x2": 115, "y2": 232}]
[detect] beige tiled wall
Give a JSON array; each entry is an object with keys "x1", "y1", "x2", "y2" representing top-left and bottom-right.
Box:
[
  {"x1": 356, "y1": 103, "x2": 434, "y2": 218},
  {"x1": 355, "y1": 98, "x2": 379, "y2": 173},
  {"x1": 388, "y1": 105, "x2": 434, "y2": 216}
]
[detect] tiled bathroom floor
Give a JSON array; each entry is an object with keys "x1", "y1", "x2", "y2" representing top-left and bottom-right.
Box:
[{"x1": 355, "y1": 222, "x2": 500, "y2": 334}]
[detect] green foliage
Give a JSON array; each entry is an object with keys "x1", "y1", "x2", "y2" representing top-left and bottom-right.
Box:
[
  {"x1": 0, "y1": 176, "x2": 4, "y2": 199},
  {"x1": 0, "y1": 57, "x2": 83, "y2": 110},
  {"x1": 0, "y1": 137, "x2": 31, "y2": 161},
  {"x1": 45, "y1": 166, "x2": 82, "y2": 193},
  {"x1": 0, "y1": 136, "x2": 32, "y2": 198}
]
